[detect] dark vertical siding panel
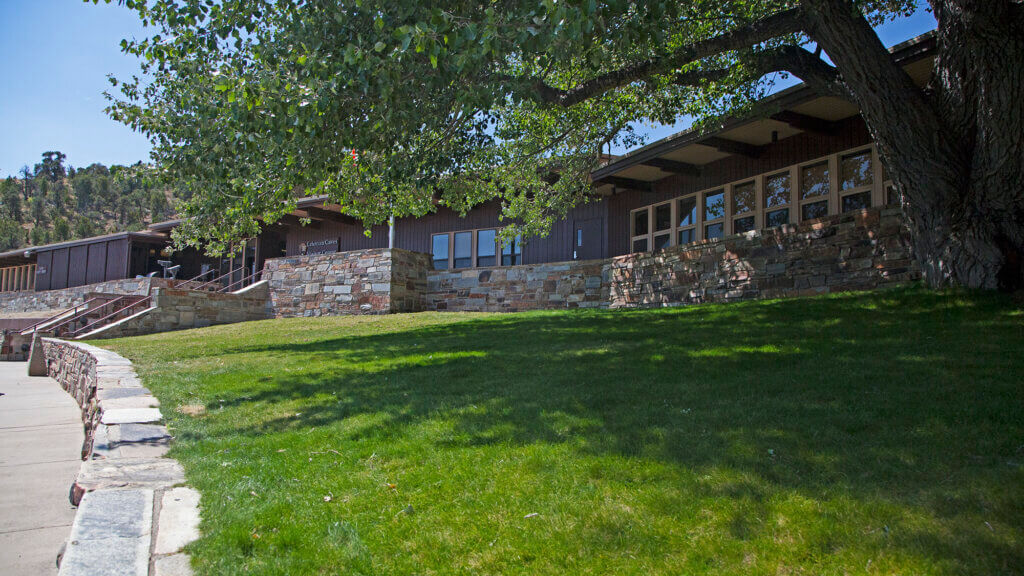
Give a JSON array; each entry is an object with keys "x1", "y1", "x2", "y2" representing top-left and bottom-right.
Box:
[
  {"x1": 67, "y1": 245, "x2": 89, "y2": 287},
  {"x1": 35, "y1": 251, "x2": 52, "y2": 291},
  {"x1": 50, "y1": 248, "x2": 70, "y2": 290},
  {"x1": 105, "y1": 239, "x2": 129, "y2": 281},
  {"x1": 86, "y1": 243, "x2": 108, "y2": 284}
]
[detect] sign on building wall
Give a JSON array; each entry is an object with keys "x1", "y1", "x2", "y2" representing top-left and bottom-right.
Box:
[{"x1": 300, "y1": 238, "x2": 340, "y2": 255}]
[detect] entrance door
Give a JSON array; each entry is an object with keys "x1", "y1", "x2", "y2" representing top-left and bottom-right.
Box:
[{"x1": 573, "y1": 218, "x2": 603, "y2": 261}]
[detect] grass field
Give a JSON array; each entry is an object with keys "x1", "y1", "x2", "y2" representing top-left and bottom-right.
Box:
[{"x1": 100, "y1": 288, "x2": 1024, "y2": 575}]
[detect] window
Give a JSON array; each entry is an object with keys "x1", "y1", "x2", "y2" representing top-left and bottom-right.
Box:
[
  {"x1": 653, "y1": 233, "x2": 671, "y2": 251},
  {"x1": 502, "y1": 234, "x2": 522, "y2": 265},
  {"x1": 631, "y1": 207, "x2": 650, "y2": 253},
  {"x1": 431, "y1": 234, "x2": 449, "y2": 270},
  {"x1": 704, "y1": 190, "x2": 725, "y2": 221},
  {"x1": 839, "y1": 149, "x2": 874, "y2": 213},
  {"x1": 732, "y1": 181, "x2": 755, "y2": 234},
  {"x1": 800, "y1": 162, "x2": 830, "y2": 200},
  {"x1": 765, "y1": 208, "x2": 789, "y2": 228},
  {"x1": 678, "y1": 228, "x2": 695, "y2": 245},
  {"x1": 477, "y1": 229, "x2": 497, "y2": 266},
  {"x1": 800, "y1": 162, "x2": 830, "y2": 221},
  {"x1": 678, "y1": 196, "x2": 697, "y2": 226},
  {"x1": 633, "y1": 208, "x2": 649, "y2": 236},
  {"x1": 705, "y1": 222, "x2": 724, "y2": 240},
  {"x1": 842, "y1": 192, "x2": 872, "y2": 213},
  {"x1": 654, "y1": 203, "x2": 672, "y2": 232},
  {"x1": 732, "y1": 182, "x2": 755, "y2": 215},
  {"x1": 886, "y1": 182, "x2": 899, "y2": 206},
  {"x1": 453, "y1": 232, "x2": 472, "y2": 268},
  {"x1": 734, "y1": 215, "x2": 755, "y2": 234},
  {"x1": 802, "y1": 201, "x2": 828, "y2": 220}
]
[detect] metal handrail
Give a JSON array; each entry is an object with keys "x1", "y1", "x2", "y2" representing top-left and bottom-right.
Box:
[
  {"x1": 49, "y1": 295, "x2": 134, "y2": 337},
  {"x1": 191, "y1": 267, "x2": 246, "y2": 292},
  {"x1": 220, "y1": 269, "x2": 263, "y2": 293},
  {"x1": 20, "y1": 296, "x2": 106, "y2": 335},
  {"x1": 172, "y1": 269, "x2": 216, "y2": 290},
  {"x1": 68, "y1": 295, "x2": 152, "y2": 338}
]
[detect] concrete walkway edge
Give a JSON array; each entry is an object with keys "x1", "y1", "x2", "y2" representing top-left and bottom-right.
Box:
[{"x1": 33, "y1": 338, "x2": 200, "y2": 576}]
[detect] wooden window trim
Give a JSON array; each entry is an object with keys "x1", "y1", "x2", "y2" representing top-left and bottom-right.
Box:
[{"x1": 432, "y1": 227, "x2": 510, "y2": 270}]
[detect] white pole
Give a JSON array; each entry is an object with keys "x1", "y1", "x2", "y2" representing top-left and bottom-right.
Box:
[{"x1": 388, "y1": 214, "x2": 395, "y2": 249}]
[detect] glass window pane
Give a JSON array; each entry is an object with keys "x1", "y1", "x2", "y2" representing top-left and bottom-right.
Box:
[
  {"x1": 632, "y1": 238, "x2": 648, "y2": 253},
  {"x1": 678, "y1": 196, "x2": 697, "y2": 226},
  {"x1": 633, "y1": 209, "x2": 649, "y2": 236},
  {"x1": 431, "y1": 234, "x2": 449, "y2": 270},
  {"x1": 704, "y1": 190, "x2": 725, "y2": 221},
  {"x1": 501, "y1": 234, "x2": 522, "y2": 266},
  {"x1": 801, "y1": 162, "x2": 830, "y2": 199},
  {"x1": 705, "y1": 222, "x2": 724, "y2": 240},
  {"x1": 678, "y1": 228, "x2": 695, "y2": 245},
  {"x1": 734, "y1": 215, "x2": 755, "y2": 234},
  {"x1": 453, "y1": 231, "x2": 472, "y2": 268},
  {"x1": 801, "y1": 200, "x2": 829, "y2": 221},
  {"x1": 653, "y1": 233, "x2": 670, "y2": 251},
  {"x1": 732, "y1": 182, "x2": 755, "y2": 215},
  {"x1": 886, "y1": 183, "x2": 899, "y2": 206},
  {"x1": 654, "y1": 203, "x2": 671, "y2": 231},
  {"x1": 477, "y1": 229, "x2": 496, "y2": 266},
  {"x1": 842, "y1": 191, "x2": 872, "y2": 213},
  {"x1": 765, "y1": 172, "x2": 790, "y2": 208},
  {"x1": 765, "y1": 208, "x2": 789, "y2": 228},
  {"x1": 840, "y1": 150, "x2": 873, "y2": 190}
]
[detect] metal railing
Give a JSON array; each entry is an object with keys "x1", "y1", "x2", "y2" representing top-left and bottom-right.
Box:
[
  {"x1": 19, "y1": 296, "x2": 108, "y2": 335},
  {"x1": 220, "y1": 269, "x2": 263, "y2": 293},
  {"x1": 65, "y1": 295, "x2": 153, "y2": 338}
]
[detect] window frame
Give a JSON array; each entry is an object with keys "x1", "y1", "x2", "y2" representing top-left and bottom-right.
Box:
[
  {"x1": 837, "y1": 147, "x2": 875, "y2": 213},
  {"x1": 625, "y1": 143, "x2": 887, "y2": 253},
  {"x1": 431, "y1": 227, "x2": 507, "y2": 270}
]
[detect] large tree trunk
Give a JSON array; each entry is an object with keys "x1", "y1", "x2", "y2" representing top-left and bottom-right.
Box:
[{"x1": 807, "y1": 0, "x2": 1024, "y2": 290}]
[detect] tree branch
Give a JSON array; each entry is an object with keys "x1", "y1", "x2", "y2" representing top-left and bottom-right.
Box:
[
  {"x1": 671, "y1": 46, "x2": 849, "y2": 99},
  {"x1": 508, "y1": 7, "x2": 807, "y2": 106}
]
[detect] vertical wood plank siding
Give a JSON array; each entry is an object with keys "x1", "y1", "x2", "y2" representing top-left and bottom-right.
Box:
[{"x1": 86, "y1": 243, "x2": 108, "y2": 284}]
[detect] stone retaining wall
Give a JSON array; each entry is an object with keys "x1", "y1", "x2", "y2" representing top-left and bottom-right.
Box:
[
  {"x1": 0, "y1": 277, "x2": 174, "y2": 316},
  {"x1": 36, "y1": 338, "x2": 199, "y2": 576},
  {"x1": 604, "y1": 206, "x2": 916, "y2": 307},
  {"x1": 425, "y1": 207, "x2": 919, "y2": 312},
  {"x1": 263, "y1": 248, "x2": 431, "y2": 317},
  {"x1": 81, "y1": 281, "x2": 272, "y2": 340},
  {"x1": 426, "y1": 260, "x2": 606, "y2": 312}
]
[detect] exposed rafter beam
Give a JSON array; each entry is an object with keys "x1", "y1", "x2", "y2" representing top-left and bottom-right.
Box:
[
  {"x1": 277, "y1": 214, "x2": 322, "y2": 229},
  {"x1": 770, "y1": 110, "x2": 839, "y2": 135},
  {"x1": 639, "y1": 158, "x2": 702, "y2": 177},
  {"x1": 700, "y1": 136, "x2": 765, "y2": 159},
  {"x1": 299, "y1": 206, "x2": 359, "y2": 224},
  {"x1": 594, "y1": 176, "x2": 653, "y2": 192}
]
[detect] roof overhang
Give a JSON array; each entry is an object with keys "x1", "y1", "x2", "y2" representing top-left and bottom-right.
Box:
[{"x1": 590, "y1": 31, "x2": 937, "y2": 194}]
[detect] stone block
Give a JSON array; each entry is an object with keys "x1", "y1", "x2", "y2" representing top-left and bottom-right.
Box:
[
  {"x1": 102, "y1": 408, "x2": 162, "y2": 425},
  {"x1": 155, "y1": 488, "x2": 201, "y2": 555}
]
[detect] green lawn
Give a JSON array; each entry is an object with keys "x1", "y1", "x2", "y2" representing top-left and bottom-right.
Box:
[{"x1": 99, "y1": 288, "x2": 1024, "y2": 575}]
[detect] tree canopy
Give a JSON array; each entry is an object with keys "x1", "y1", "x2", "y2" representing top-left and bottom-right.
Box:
[{"x1": 105, "y1": 0, "x2": 1024, "y2": 289}]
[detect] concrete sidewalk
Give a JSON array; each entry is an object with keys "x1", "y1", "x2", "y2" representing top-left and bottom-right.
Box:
[{"x1": 0, "y1": 361, "x2": 83, "y2": 576}]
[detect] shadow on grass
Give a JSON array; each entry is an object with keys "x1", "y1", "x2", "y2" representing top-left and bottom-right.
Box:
[{"x1": 144, "y1": 289, "x2": 1024, "y2": 572}]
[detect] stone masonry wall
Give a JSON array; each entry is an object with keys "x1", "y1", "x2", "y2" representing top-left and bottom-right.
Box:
[
  {"x1": 427, "y1": 260, "x2": 606, "y2": 312},
  {"x1": 36, "y1": 339, "x2": 198, "y2": 575},
  {"x1": 0, "y1": 277, "x2": 174, "y2": 316},
  {"x1": 426, "y1": 207, "x2": 919, "y2": 312},
  {"x1": 263, "y1": 248, "x2": 431, "y2": 317},
  {"x1": 80, "y1": 281, "x2": 272, "y2": 340},
  {"x1": 604, "y1": 206, "x2": 917, "y2": 308}
]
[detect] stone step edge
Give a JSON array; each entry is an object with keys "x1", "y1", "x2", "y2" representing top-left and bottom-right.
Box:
[{"x1": 32, "y1": 336, "x2": 201, "y2": 576}]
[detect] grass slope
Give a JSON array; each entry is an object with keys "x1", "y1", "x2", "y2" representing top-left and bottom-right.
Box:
[{"x1": 100, "y1": 288, "x2": 1024, "y2": 575}]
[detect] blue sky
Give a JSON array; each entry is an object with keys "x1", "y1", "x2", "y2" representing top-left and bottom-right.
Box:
[{"x1": 0, "y1": 1, "x2": 937, "y2": 176}]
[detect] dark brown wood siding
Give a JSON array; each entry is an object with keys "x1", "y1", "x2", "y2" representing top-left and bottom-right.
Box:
[
  {"x1": 35, "y1": 251, "x2": 52, "y2": 291},
  {"x1": 68, "y1": 245, "x2": 89, "y2": 287},
  {"x1": 86, "y1": 243, "x2": 109, "y2": 284},
  {"x1": 49, "y1": 249, "x2": 69, "y2": 289},
  {"x1": 105, "y1": 239, "x2": 129, "y2": 281}
]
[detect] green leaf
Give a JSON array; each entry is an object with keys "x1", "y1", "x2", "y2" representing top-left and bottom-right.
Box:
[{"x1": 374, "y1": 41, "x2": 386, "y2": 52}]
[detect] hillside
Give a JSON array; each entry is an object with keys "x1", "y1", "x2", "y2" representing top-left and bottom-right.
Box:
[{"x1": 0, "y1": 151, "x2": 184, "y2": 252}]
